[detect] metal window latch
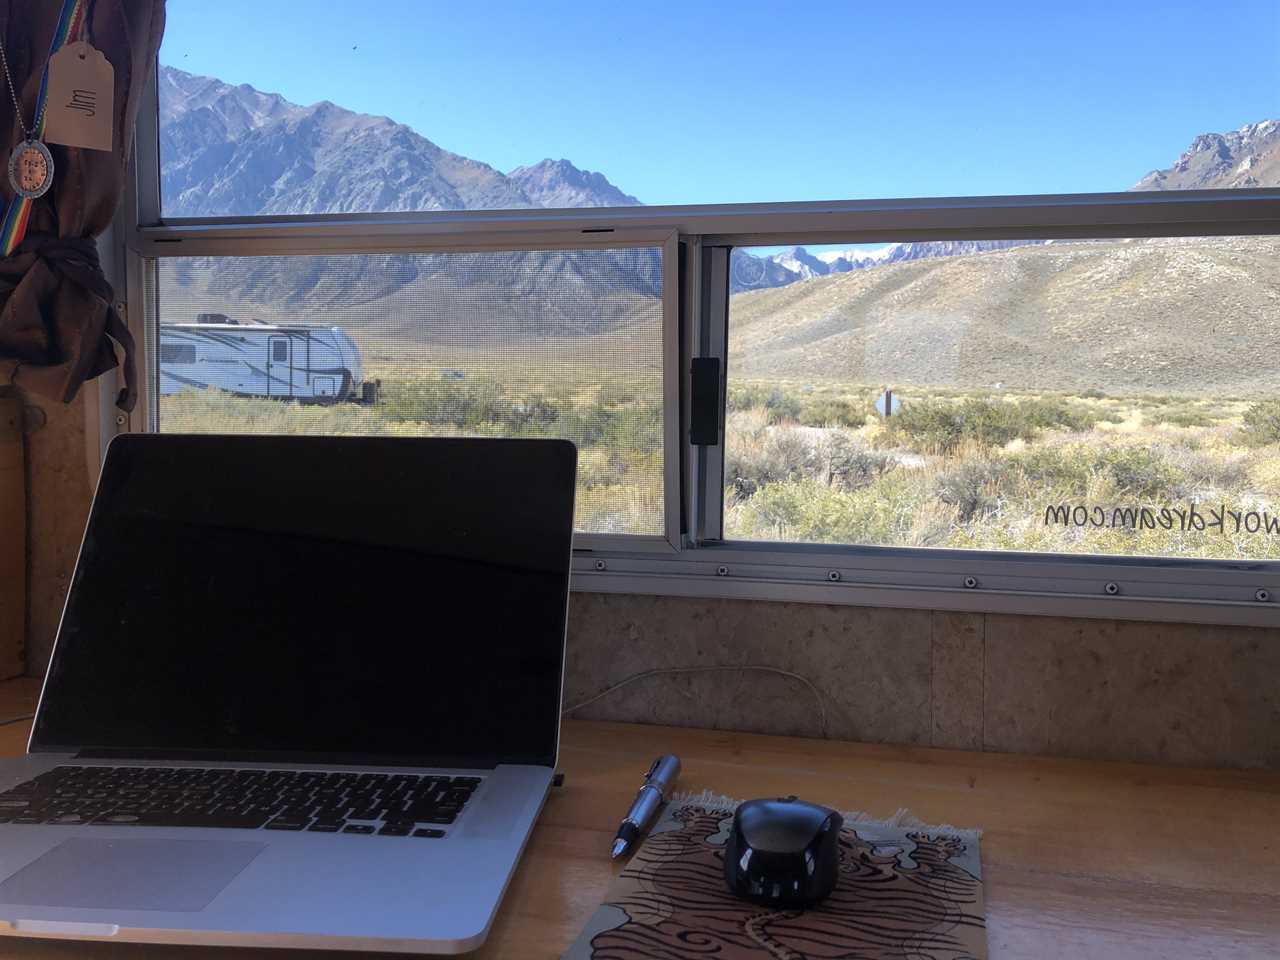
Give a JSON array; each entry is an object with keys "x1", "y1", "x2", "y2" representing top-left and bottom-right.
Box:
[{"x1": 689, "y1": 357, "x2": 720, "y2": 446}]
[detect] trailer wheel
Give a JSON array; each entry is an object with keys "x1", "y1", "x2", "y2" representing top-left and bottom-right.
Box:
[{"x1": 362, "y1": 380, "x2": 381, "y2": 404}]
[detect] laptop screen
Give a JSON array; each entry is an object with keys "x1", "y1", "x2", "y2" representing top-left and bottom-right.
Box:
[{"x1": 31, "y1": 435, "x2": 576, "y2": 768}]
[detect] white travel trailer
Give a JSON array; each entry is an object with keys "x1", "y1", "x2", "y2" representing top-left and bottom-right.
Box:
[{"x1": 159, "y1": 315, "x2": 378, "y2": 403}]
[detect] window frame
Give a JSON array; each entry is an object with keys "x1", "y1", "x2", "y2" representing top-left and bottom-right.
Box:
[{"x1": 109, "y1": 61, "x2": 1280, "y2": 626}]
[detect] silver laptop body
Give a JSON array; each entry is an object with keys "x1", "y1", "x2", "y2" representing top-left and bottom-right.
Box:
[{"x1": 0, "y1": 435, "x2": 577, "y2": 953}]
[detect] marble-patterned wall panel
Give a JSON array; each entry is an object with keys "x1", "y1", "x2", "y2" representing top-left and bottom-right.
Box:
[
  {"x1": 982, "y1": 615, "x2": 1272, "y2": 767},
  {"x1": 931, "y1": 611, "x2": 985, "y2": 750},
  {"x1": 566, "y1": 593, "x2": 933, "y2": 745}
]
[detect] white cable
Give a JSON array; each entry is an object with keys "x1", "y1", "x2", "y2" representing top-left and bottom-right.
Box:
[{"x1": 561, "y1": 666, "x2": 829, "y2": 738}]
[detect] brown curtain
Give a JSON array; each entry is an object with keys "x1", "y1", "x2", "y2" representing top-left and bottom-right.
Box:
[{"x1": 0, "y1": 0, "x2": 165, "y2": 411}]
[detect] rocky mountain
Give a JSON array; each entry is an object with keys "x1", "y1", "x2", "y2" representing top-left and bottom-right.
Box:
[
  {"x1": 161, "y1": 68, "x2": 526, "y2": 215},
  {"x1": 1132, "y1": 120, "x2": 1280, "y2": 191},
  {"x1": 816, "y1": 248, "x2": 894, "y2": 272},
  {"x1": 731, "y1": 241, "x2": 1045, "y2": 293},
  {"x1": 159, "y1": 66, "x2": 636, "y2": 216},
  {"x1": 158, "y1": 67, "x2": 656, "y2": 331},
  {"x1": 767, "y1": 247, "x2": 832, "y2": 279},
  {"x1": 507, "y1": 159, "x2": 641, "y2": 208}
]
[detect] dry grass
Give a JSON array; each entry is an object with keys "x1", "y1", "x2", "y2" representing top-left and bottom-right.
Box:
[{"x1": 723, "y1": 387, "x2": 1280, "y2": 560}]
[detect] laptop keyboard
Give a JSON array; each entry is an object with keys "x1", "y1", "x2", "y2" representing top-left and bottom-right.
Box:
[{"x1": 0, "y1": 766, "x2": 480, "y2": 838}]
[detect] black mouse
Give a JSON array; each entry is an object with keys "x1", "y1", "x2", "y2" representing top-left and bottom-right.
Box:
[{"x1": 723, "y1": 796, "x2": 843, "y2": 907}]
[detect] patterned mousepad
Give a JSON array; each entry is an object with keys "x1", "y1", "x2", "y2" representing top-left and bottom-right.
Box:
[{"x1": 563, "y1": 792, "x2": 986, "y2": 960}]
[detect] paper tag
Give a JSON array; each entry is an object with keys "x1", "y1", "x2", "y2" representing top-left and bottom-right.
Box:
[{"x1": 42, "y1": 41, "x2": 114, "y2": 152}]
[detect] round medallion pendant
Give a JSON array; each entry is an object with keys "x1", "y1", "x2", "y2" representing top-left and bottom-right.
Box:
[{"x1": 8, "y1": 139, "x2": 54, "y2": 200}]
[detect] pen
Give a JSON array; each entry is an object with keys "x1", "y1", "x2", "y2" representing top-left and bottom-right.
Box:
[{"x1": 611, "y1": 754, "x2": 680, "y2": 859}]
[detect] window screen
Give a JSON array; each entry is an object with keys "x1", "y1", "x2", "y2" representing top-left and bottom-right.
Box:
[
  {"x1": 725, "y1": 236, "x2": 1280, "y2": 560},
  {"x1": 160, "y1": 343, "x2": 196, "y2": 364},
  {"x1": 149, "y1": 247, "x2": 666, "y2": 536}
]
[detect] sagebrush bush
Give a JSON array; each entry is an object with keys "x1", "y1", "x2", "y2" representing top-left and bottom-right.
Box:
[
  {"x1": 933, "y1": 460, "x2": 1006, "y2": 522},
  {"x1": 1162, "y1": 444, "x2": 1251, "y2": 492},
  {"x1": 381, "y1": 377, "x2": 513, "y2": 427},
  {"x1": 1009, "y1": 443, "x2": 1185, "y2": 500},
  {"x1": 1241, "y1": 401, "x2": 1280, "y2": 446},
  {"x1": 727, "y1": 384, "x2": 803, "y2": 423},
  {"x1": 798, "y1": 396, "x2": 868, "y2": 428},
  {"x1": 1005, "y1": 446, "x2": 1095, "y2": 490},
  {"x1": 728, "y1": 473, "x2": 921, "y2": 545},
  {"x1": 1093, "y1": 446, "x2": 1185, "y2": 500},
  {"x1": 1149, "y1": 409, "x2": 1216, "y2": 428},
  {"x1": 887, "y1": 398, "x2": 1098, "y2": 453},
  {"x1": 816, "y1": 432, "x2": 896, "y2": 489},
  {"x1": 556, "y1": 401, "x2": 662, "y2": 448},
  {"x1": 726, "y1": 424, "x2": 817, "y2": 497}
]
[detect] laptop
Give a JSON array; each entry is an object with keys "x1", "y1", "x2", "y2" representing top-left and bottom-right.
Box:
[{"x1": 0, "y1": 433, "x2": 577, "y2": 953}]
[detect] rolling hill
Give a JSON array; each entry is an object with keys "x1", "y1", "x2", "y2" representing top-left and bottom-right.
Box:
[{"x1": 729, "y1": 235, "x2": 1280, "y2": 396}]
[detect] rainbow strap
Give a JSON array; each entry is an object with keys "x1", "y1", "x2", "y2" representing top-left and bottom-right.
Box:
[{"x1": 1, "y1": 0, "x2": 87, "y2": 257}]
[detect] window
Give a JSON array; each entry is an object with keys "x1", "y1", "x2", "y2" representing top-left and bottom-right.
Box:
[
  {"x1": 146, "y1": 246, "x2": 672, "y2": 538},
  {"x1": 159, "y1": 343, "x2": 196, "y2": 364},
  {"x1": 122, "y1": 9, "x2": 1279, "y2": 625},
  {"x1": 725, "y1": 237, "x2": 1280, "y2": 562},
  {"x1": 155, "y1": 3, "x2": 1278, "y2": 217}
]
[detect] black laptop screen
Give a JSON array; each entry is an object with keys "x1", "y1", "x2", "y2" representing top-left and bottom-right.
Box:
[{"x1": 31, "y1": 435, "x2": 576, "y2": 768}]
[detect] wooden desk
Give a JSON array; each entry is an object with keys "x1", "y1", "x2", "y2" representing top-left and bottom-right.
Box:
[{"x1": 0, "y1": 678, "x2": 1277, "y2": 958}]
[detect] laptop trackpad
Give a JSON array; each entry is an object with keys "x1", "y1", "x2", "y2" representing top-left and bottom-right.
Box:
[{"x1": 0, "y1": 838, "x2": 266, "y2": 912}]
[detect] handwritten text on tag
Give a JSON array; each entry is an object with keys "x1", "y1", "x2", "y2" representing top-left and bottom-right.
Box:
[{"x1": 43, "y1": 41, "x2": 114, "y2": 152}]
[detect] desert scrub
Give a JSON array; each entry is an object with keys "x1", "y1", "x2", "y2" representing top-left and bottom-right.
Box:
[
  {"x1": 1006, "y1": 442, "x2": 1186, "y2": 501},
  {"x1": 1005, "y1": 445, "x2": 1096, "y2": 491},
  {"x1": 885, "y1": 398, "x2": 1102, "y2": 453},
  {"x1": 724, "y1": 471, "x2": 938, "y2": 545},
  {"x1": 575, "y1": 470, "x2": 664, "y2": 535},
  {"x1": 160, "y1": 389, "x2": 394, "y2": 436},
  {"x1": 553, "y1": 400, "x2": 662, "y2": 448},
  {"x1": 1240, "y1": 400, "x2": 1280, "y2": 446},
  {"x1": 727, "y1": 384, "x2": 802, "y2": 423},
  {"x1": 797, "y1": 396, "x2": 869, "y2": 428},
  {"x1": 1147, "y1": 405, "x2": 1217, "y2": 428},
  {"x1": 1092, "y1": 446, "x2": 1186, "y2": 500},
  {"x1": 933, "y1": 460, "x2": 1007, "y2": 522},
  {"x1": 1160, "y1": 442, "x2": 1252, "y2": 493},
  {"x1": 725, "y1": 422, "x2": 818, "y2": 497},
  {"x1": 816, "y1": 432, "x2": 897, "y2": 490},
  {"x1": 380, "y1": 376, "x2": 512, "y2": 428}
]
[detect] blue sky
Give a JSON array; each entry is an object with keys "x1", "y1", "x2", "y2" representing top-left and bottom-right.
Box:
[{"x1": 160, "y1": 1, "x2": 1279, "y2": 205}]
